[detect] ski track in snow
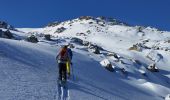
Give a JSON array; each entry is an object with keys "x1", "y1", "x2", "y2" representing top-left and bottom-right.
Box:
[{"x1": 56, "y1": 83, "x2": 69, "y2": 100}]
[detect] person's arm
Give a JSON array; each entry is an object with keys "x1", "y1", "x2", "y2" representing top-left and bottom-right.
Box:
[
  {"x1": 56, "y1": 49, "x2": 61, "y2": 60},
  {"x1": 71, "y1": 50, "x2": 73, "y2": 58}
]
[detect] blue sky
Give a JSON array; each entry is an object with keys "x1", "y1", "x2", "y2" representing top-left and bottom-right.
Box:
[{"x1": 0, "y1": 0, "x2": 170, "y2": 31}]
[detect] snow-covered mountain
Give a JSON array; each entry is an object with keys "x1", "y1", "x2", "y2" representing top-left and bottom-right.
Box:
[{"x1": 0, "y1": 16, "x2": 170, "y2": 100}]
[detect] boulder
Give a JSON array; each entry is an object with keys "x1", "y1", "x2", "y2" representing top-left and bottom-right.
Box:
[
  {"x1": 86, "y1": 30, "x2": 91, "y2": 34},
  {"x1": 76, "y1": 33, "x2": 87, "y2": 36},
  {"x1": 89, "y1": 22, "x2": 93, "y2": 24},
  {"x1": 92, "y1": 47, "x2": 100, "y2": 54},
  {"x1": 100, "y1": 59, "x2": 115, "y2": 72},
  {"x1": 167, "y1": 40, "x2": 170, "y2": 43},
  {"x1": 68, "y1": 43, "x2": 75, "y2": 48},
  {"x1": 26, "y1": 35, "x2": 38, "y2": 43},
  {"x1": 88, "y1": 44, "x2": 103, "y2": 54},
  {"x1": 147, "y1": 63, "x2": 159, "y2": 72},
  {"x1": 129, "y1": 43, "x2": 150, "y2": 51},
  {"x1": 44, "y1": 34, "x2": 51, "y2": 40},
  {"x1": 129, "y1": 44, "x2": 141, "y2": 51},
  {"x1": 70, "y1": 37, "x2": 83, "y2": 45}
]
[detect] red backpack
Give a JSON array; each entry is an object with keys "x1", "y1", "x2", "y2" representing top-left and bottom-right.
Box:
[{"x1": 59, "y1": 47, "x2": 68, "y2": 61}]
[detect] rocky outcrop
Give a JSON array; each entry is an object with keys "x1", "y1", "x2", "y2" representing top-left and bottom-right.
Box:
[
  {"x1": 147, "y1": 63, "x2": 159, "y2": 72},
  {"x1": 26, "y1": 35, "x2": 39, "y2": 43},
  {"x1": 76, "y1": 33, "x2": 87, "y2": 36},
  {"x1": 47, "y1": 21, "x2": 60, "y2": 27},
  {"x1": 79, "y1": 16, "x2": 93, "y2": 20},
  {"x1": 55, "y1": 27, "x2": 66, "y2": 33},
  {"x1": 0, "y1": 21, "x2": 15, "y2": 30},
  {"x1": 70, "y1": 37, "x2": 83, "y2": 45},
  {"x1": 0, "y1": 29, "x2": 14, "y2": 39},
  {"x1": 100, "y1": 59, "x2": 115, "y2": 72},
  {"x1": 129, "y1": 43, "x2": 150, "y2": 51},
  {"x1": 129, "y1": 44, "x2": 141, "y2": 51},
  {"x1": 44, "y1": 34, "x2": 51, "y2": 40}
]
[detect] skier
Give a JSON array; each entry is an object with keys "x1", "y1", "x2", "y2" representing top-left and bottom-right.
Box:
[
  {"x1": 66, "y1": 44, "x2": 73, "y2": 78},
  {"x1": 56, "y1": 45, "x2": 70, "y2": 83}
]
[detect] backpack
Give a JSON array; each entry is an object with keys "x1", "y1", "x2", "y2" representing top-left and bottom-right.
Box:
[
  {"x1": 67, "y1": 48, "x2": 73, "y2": 60},
  {"x1": 58, "y1": 47, "x2": 68, "y2": 61}
]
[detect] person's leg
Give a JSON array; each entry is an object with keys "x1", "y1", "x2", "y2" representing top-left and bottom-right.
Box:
[
  {"x1": 59, "y1": 63, "x2": 62, "y2": 81},
  {"x1": 63, "y1": 63, "x2": 67, "y2": 81}
]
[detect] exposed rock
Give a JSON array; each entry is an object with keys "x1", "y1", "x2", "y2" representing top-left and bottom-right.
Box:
[
  {"x1": 55, "y1": 27, "x2": 66, "y2": 33},
  {"x1": 108, "y1": 18, "x2": 128, "y2": 26},
  {"x1": 107, "y1": 52, "x2": 120, "y2": 61},
  {"x1": 86, "y1": 30, "x2": 91, "y2": 34},
  {"x1": 0, "y1": 29, "x2": 14, "y2": 39},
  {"x1": 68, "y1": 43, "x2": 75, "y2": 48},
  {"x1": 167, "y1": 40, "x2": 170, "y2": 43},
  {"x1": 76, "y1": 33, "x2": 87, "y2": 36},
  {"x1": 89, "y1": 22, "x2": 93, "y2": 24},
  {"x1": 147, "y1": 63, "x2": 159, "y2": 72},
  {"x1": 44, "y1": 34, "x2": 51, "y2": 40},
  {"x1": 88, "y1": 43, "x2": 103, "y2": 50},
  {"x1": 129, "y1": 43, "x2": 150, "y2": 51},
  {"x1": 120, "y1": 68, "x2": 127, "y2": 74},
  {"x1": 129, "y1": 44, "x2": 141, "y2": 51},
  {"x1": 136, "y1": 26, "x2": 145, "y2": 33},
  {"x1": 26, "y1": 35, "x2": 38, "y2": 43},
  {"x1": 70, "y1": 37, "x2": 83, "y2": 45},
  {"x1": 79, "y1": 16, "x2": 93, "y2": 20},
  {"x1": 47, "y1": 21, "x2": 60, "y2": 27},
  {"x1": 92, "y1": 47, "x2": 100, "y2": 54},
  {"x1": 0, "y1": 21, "x2": 15, "y2": 30},
  {"x1": 82, "y1": 41, "x2": 90, "y2": 46},
  {"x1": 88, "y1": 44, "x2": 101, "y2": 54},
  {"x1": 142, "y1": 39, "x2": 150, "y2": 43},
  {"x1": 100, "y1": 59, "x2": 115, "y2": 72}
]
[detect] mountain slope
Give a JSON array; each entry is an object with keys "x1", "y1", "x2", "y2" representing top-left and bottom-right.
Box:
[
  {"x1": 1, "y1": 38, "x2": 169, "y2": 100},
  {"x1": 0, "y1": 17, "x2": 170, "y2": 100}
]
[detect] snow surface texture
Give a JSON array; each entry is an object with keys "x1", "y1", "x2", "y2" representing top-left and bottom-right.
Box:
[
  {"x1": 165, "y1": 94, "x2": 170, "y2": 100},
  {"x1": 1, "y1": 16, "x2": 170, "y2": 100}
]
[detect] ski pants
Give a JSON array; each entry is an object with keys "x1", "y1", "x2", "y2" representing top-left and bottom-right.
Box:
[{"x1": 58, "y1": 63, "x2": 67, "y2": 81}]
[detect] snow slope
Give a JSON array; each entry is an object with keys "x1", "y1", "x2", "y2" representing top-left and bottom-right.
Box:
[
  {"x1": 0, "y1": 16, "x2": 170, "y2": 100},
  {"x1": 0, "y1": 37, "x2": 169, "y2": 100}
]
